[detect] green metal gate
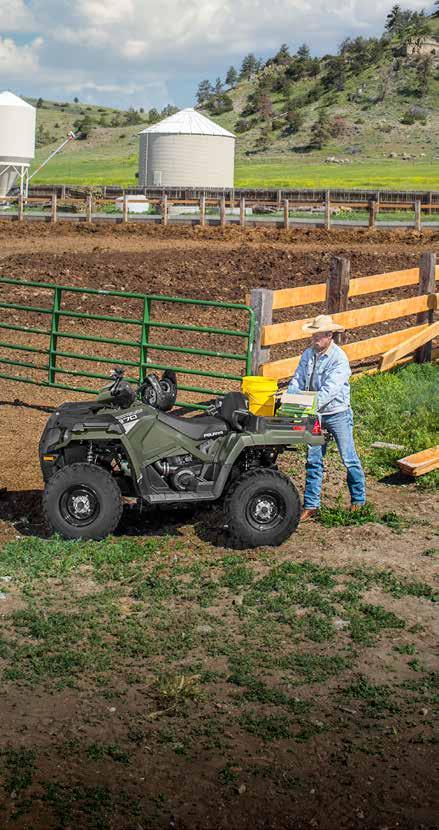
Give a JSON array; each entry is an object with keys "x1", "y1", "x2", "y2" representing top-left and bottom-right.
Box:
[{"x1": 0, "y1": 277, "x2": 255, "y2": 408}]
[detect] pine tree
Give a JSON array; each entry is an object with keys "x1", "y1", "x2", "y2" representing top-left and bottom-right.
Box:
[
  {"x1": 309, "y1": 112, "x2": 332, "y2": 149},
  {"x1": 196, "y1": 80, "x2": 212, "y2": 106},
  {"x1": 416, "y1": 54, "x2": 433, "y2": 93},
  {"x1": 240, "y1": 53, "x2": 259, "y2": 79},
  {"x1": 161, "y1": 104, "x2": 179, "y2": 118},
  {"x1": 255, "y1": 124, "x2": 272, "y2": 150},
  {"x1": 274, "y1": 43, "x2": 290, "y2": 65},
  {"x1": 285, "y1": 109, "x2": 304, "y2": 134},
  {"x1": 259, "y1": 93, "x2": 273, "y2": 121},
  {"x1": 385, "y1": 5, "x2": 403, "y2": 32},
  {"x1": 297, "y1": 43, "x2": 311, "y2": 60},
  {"x1": 225, "y1": 66, "x2": 238, "y2": 88}
]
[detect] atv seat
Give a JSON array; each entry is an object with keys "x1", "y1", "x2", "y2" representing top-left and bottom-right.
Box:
[
  {"x1": 219, "y1": 391, "x2": 266, "y2": 434},
  {"x1": 157, "y1": 412, "x2": 230, "y2": 441},
  {"x1": 157, "y1": 390, "x2": 267, "y2": 440}
]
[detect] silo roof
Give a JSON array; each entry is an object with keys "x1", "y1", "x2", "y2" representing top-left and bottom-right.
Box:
[
  {"x1": 139, "y1": 107, "x2": 235, "y2": 137},
  {"x1": 0, "y1": 91, "x2": 34, "y2": 109}
]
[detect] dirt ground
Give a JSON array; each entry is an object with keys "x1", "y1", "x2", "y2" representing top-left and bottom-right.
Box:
[{"x1": 0, "y1": 223, "x2": 438, "y2": 829}]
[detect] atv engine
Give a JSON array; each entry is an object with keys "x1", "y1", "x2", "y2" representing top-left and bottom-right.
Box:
[{"x1": 154, "y1": 453, "x2": 206, "y2": 492}]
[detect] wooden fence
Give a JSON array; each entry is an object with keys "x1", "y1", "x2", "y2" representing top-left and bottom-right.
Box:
[
  {"x1": 1, "y1": 192, "x2": 438, "y2": 230},
  {"x1": 249, "y1": 253, "x2": 438, "y2": 378}
]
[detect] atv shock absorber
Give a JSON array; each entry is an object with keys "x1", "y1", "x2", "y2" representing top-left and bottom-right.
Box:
[{"x1": 87, "y1": 441, "x2": 94, "y2": 463}]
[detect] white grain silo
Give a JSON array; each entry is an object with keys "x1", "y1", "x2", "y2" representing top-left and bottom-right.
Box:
[
  {"x1": 0, "y1": 92, "x2": 36, "y2": 197},
  {"x1": 138, "y1": 108, "x2": 235, "y2": 188}
]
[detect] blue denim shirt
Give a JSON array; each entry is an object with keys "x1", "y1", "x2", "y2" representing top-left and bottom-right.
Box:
[{"x1": 287, "y1": 342, "x2": 351, "y2": 415}]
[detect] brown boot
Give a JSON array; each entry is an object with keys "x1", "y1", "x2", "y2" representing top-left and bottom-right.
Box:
[
  {"x1": 300, "y1": 508, "x2": 318, "y2": 523},
  {"x1": 350, "y1": 503, "x2": 365, "y2": 512}
]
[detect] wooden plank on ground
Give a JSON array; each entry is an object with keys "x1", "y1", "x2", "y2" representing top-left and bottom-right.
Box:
[
  {"x1": 398, "y1": 446, "x2": 439, "y2": 477},
  {"x1": 270, "y1": 266, "x2": 439, "y2": 311},
  {"x1": 380, "y1": 320, "x2": 439, "y2": 371},
  {"x1": 260, "y1": 325, "x2": 428, "y2": 380},
  {"x1": 262, "y1": 294, "x2": 438, "y2": 346}
]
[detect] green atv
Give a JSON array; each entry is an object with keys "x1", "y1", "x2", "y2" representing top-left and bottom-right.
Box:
[{"x1": 39, "y1": 368, "x2": 324, "y2": 548}]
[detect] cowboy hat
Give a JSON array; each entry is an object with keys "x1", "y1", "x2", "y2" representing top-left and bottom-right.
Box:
[{"x1": 302, "y1": 313, "x2": 345, "y2": 334}]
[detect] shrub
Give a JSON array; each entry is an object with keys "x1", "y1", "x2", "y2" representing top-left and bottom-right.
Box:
[
  {"x1": 235, "y1": 118, "x2": 251, "y2": 133},
  {"x1": 401, "y1": 107, "x2": 427, "y2": 125}
]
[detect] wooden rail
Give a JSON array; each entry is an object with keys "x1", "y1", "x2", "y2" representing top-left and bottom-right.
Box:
[
  {"x1": 262, "y1": 294, "x2": 438, "y2": 347},
  {"x1": 270, "y1": 267, "x2": 436, "y2": 310},
  {"x1": 250, "y1": 253, "x2": 438, "y2": 378},
  {"x1": 260, "y1": 325, "x2": 431, "y2": 379},
  {"x1": 380, "y1": 320, "x2": 439, "y2": 371}
]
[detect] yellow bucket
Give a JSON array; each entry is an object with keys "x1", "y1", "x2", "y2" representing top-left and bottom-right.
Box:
[{"x1": 241, "y1": 375, "x2": 278, "y2": 417}]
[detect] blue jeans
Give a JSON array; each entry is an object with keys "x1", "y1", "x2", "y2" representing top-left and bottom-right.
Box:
[{"x1": 304, "y1": 408, "x2": 366, "y2": 509}]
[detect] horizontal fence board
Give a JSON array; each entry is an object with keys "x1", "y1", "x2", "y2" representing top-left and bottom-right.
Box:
[
  {"x1": 272, "y1": 284, "x2": 327, "y2": 310},
  {"x1": 349, "y1": 268, "x2": 419, "y2": 297},
  {"x1": 271, "y1": 266, "x2": 439, "y2": 311},
  {"x1": 262, "y1": 293, "x2": 438, "y2": 346},
  {"x1": 261, "y1": 324, "x2": 429, "y2": 379},
  {"x1": 380, "y1": 320, "x2": 439, "y2": 371}
]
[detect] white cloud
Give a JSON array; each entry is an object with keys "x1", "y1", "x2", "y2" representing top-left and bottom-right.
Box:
[
  {"x1": 0, "y1": 36, "x2": 42, "y2": 77},
  {"x1": 1, "y1": 0, "x2": 431, "y2": 107},
  {"x1": 0, "y1": 0, "x2": 35, "y2": 32}
]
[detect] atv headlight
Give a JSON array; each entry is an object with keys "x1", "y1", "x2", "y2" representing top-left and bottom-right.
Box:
[{"x1": 42, "y1": 427, "x2": 62, "y2": 451}]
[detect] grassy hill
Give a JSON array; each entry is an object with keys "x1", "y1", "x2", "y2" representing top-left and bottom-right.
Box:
[{"x1": 28, "y1": 13, "x2": 439, "y2": 189}]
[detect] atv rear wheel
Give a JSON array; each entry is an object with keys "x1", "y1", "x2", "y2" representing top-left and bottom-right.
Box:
[
  {"x1": 225, "y1": 468, "x2": 300, "y2": 549},
  {"x1": 43, "y1": 463, "x2": 123, "y2": 540}
]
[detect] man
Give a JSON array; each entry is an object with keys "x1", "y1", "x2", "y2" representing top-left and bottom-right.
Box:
[{"x1": 287, "y1": 314, "x2": 366, "y2": 521}]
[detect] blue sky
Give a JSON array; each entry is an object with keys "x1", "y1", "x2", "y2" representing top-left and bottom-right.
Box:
[{"x1": 0, "y1": 1, "x2": 432, "y2": 110}]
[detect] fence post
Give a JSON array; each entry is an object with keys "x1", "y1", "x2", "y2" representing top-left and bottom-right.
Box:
[
  {"x1": 199, "y1": 194, "x2": 205, "y2": 227},
  {"x1": 86, "y1": 193, "x2": 93, "y2": 223},
  {"x1": 324, "y1": 190, "x2": 331, "y2": 230},
  {"x1": 414, "y1": 200, "x2": 421, "y2": 232},
  {"x1": 162, "y1": 194, "x2": 168, "y2": 226},
  {"x1": 123, "y1": 194, "x2": 128, "y2": 224},
  {"x1": 220, "y1": 194, "x2": 226, "y2": 227},
  {"x1": 277, "y1": 189, "x2": 282, "y2": 208},
  {"x1": 51, "y1": 192, "x2": 57, "y2": 224},
  {"x1": 283, "y1": 199, "x2": 289, "y2": 231},
  {"x1": 18, "y1": 195, "x2": 25, "y2": 222},
  {"x1": 240, "y1": 196, "x2": 246, "y2": 229},
  {"x1": 250, "y1": 288, "x2": 274, "y2": 374},
  {"x1": 326, "y1": 256, "x2": 350, "y2": 345},
  {"x1": 415, "y1": 252, "x2": 437, "y2": 363},
  {"x1": 368, "y1": 200, "x2": 377, "y2": 229}
]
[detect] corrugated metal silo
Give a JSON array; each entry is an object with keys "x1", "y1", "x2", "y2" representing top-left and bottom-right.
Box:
[
  {"x1": 138, "y1": 108, "x2": 235, "y2": 188},
  {"x1": 0, "y1": 92, "x2": 36, "y2": 197}
]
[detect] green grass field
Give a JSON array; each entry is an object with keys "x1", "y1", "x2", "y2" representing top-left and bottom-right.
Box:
[
  {"x1": 234, "y1": 159, "x2": 439, "y2": 190},
  {"x1": 32, "y1": 148, "x2": 439, "y2": 190}
]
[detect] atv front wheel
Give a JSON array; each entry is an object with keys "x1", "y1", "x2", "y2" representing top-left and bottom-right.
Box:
[
  {"x1": 43, "y1": 463, "x2": 123, "y2": 540},
  {"x1": 225, "y1": 468, "x2": 300, "y2": 549}
]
